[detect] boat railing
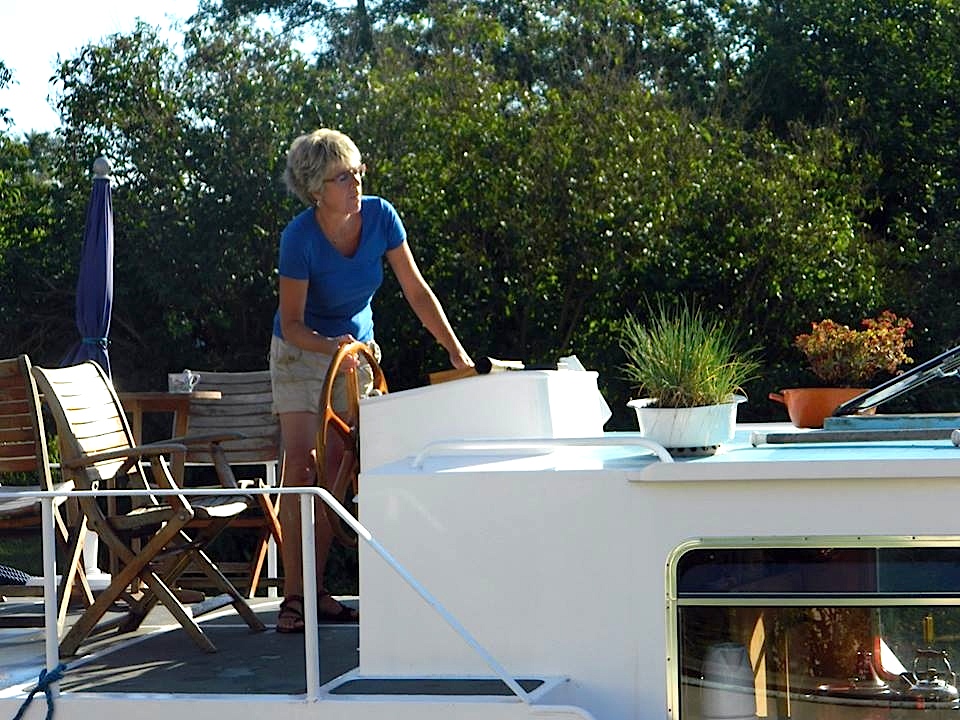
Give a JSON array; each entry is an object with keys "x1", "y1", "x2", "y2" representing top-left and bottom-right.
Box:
[
  {"x1": 13, "y1": 484, "x2": 535, "y2": 704},
  {"x1": 411, "y1": 433, "x2": 675, "y2": 468}
]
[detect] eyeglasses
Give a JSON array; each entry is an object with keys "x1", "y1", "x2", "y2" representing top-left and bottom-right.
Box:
[{"x1": 324, "y1": 164, "x2": 366, "y2": 185}]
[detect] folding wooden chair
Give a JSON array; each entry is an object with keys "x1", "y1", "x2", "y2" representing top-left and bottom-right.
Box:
[
  {"x1": 172, "y1": 370, "x2": 283, "y2": 597},
  {"x1": 0, "y1": 354, "x2": 92, "y2": 632},
  {"x1": 32, "y1": 361, "x2": 266, "y2": 657}
]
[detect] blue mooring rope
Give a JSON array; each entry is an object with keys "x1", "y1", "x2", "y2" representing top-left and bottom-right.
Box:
[{"x1": 12, "y1": 663, "x2": 66, "y2": 720}]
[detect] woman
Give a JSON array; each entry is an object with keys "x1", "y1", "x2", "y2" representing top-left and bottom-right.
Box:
[{"x1": 270, "y1": 128, "x2": 474, "y2": 633}]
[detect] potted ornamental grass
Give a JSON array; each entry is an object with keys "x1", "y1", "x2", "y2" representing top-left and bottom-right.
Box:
[
  {"x1": 619, "y1": 299, "x2": 762, "y2": 455},
  {"x1": 770, "y1": 310, "x2": 914, "y2": 428}
]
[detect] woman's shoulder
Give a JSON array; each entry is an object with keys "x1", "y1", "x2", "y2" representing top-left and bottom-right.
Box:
[
  {"x1": 361, "y1": 195, "x2": 398, "y2": 218},
  {"x1": 283, "y1": 206, "x2": 316, "y2": 236},
  {"x1": 361, "y1": 196, "x2": 405, "y2": 249}
]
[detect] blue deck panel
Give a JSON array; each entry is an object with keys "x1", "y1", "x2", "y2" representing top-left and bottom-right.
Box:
[{"x1": 712, "y1": 429, "x2": 960, "y2": 463}]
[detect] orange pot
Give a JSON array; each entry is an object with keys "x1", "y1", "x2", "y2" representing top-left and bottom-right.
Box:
[{"x1": 768, "y1": 387, "x2": 871, "y2": 429}]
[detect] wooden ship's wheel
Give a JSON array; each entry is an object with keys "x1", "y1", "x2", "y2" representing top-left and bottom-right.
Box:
[{"x1": 316, "y1": 340, "x2": 388, "y2": 546}]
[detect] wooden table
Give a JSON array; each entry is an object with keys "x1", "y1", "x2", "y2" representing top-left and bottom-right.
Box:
[{"x1": 118, "y1": 390, "x2": 222, "y2": 481}]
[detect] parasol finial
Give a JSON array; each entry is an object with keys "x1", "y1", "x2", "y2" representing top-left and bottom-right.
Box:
[{"x1": 92, "y1": 156, "x2": 111, "y2": 179}]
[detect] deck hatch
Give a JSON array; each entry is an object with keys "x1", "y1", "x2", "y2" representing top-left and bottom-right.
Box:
[{"x1": 329, "y1": 677, "x2": 545, "y2": 695}]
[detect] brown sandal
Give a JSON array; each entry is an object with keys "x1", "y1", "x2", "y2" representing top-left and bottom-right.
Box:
[
  {"x1": 276, "y1": 595, "x2": 305, "y2": 634},
  {"x1": 318, "y1": 594, "x2": 359, "y2": 623}
]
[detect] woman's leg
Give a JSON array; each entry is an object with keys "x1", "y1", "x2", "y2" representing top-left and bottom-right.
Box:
[
  {"x1": 277, "y1": 410, "x2": 353, "y2": 629},
  {"x1": 277, "y1": 412, "x2": 322, "y2": 631}
]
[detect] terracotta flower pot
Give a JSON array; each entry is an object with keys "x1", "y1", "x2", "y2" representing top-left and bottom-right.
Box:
[{"x1": 768, "y1": 387, "x2": 870, "y2": 429}]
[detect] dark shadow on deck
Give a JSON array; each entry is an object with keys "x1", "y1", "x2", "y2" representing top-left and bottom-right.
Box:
[{"x1": 2, "y1": 599, "x2": 358, "y2": 695}]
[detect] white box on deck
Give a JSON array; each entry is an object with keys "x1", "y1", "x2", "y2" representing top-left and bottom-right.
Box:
[{"x1": 359, "y1": 369, "x2": 609, "y2": 470}]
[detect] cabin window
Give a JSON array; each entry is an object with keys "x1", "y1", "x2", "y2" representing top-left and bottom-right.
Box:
[{"x1": 669, "y1": 540, "x2": 960, "y2": 720}]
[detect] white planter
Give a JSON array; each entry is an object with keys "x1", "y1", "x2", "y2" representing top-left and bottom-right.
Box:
[{"x1": 626, "y1": 395, "x2": 745, "y2": 454}]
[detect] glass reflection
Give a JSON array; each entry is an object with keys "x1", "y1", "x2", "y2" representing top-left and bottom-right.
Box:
[
  {"x1": 675, "y1": 546, "x2": 960, "y2": 719},
  {"x1": 680, "y1": 606, "x2": 960, "y2": 719}
]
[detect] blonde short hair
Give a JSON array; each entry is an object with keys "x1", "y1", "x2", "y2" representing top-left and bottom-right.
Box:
[{"x1": 283, "y1": 128, "x2": 361, "y2": 205}]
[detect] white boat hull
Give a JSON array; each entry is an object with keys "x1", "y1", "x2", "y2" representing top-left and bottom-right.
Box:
[{"x1": 6, "y1": 370, "x2": 960, "y2": 720}]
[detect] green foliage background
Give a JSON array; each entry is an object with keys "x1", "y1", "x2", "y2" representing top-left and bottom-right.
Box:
[{"x1": 2, "y1": 0, "x2": 959, "y2": 428}]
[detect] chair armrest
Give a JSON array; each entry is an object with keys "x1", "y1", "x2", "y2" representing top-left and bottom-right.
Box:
[
  {"x1": 167, "y1": 431, "x2": 246, "y2": 446},
  {"x1": 62, "y1": 443, "x2": 189, "y2": 469},
  {"x1": 237, "y1": 478, "x2": 272, "y2": 489}
]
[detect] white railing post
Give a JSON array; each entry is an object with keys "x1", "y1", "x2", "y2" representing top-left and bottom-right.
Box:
[
  {"x1": 266, "y1": 460, "x2": 279, "y2": 599},
  {"x1": 299, "y1": 492, "x2": 321, "y2": 698},
  {"x1": 40, "y1": 497, "x2": 60, "y2": 695}
]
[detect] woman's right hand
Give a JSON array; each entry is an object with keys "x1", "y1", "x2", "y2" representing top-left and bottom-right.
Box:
[{"x1": 332, "y1": 334, "x2": 360, "y2": 372}]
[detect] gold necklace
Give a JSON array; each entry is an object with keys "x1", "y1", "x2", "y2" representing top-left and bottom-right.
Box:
[{"x1": 321, "y1": 216, "x2": 359, "y2": 249}]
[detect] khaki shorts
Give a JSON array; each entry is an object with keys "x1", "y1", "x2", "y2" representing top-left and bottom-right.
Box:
[{"x1": 269, "y1": 335, "x2": 381, "y2": 415}]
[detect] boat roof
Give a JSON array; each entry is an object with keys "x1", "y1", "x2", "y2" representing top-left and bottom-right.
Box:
[{"x1": 363, "y1": 424, "x2": 960, "y2": 481}]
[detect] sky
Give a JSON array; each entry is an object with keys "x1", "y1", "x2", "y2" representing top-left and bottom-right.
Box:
[{"x1": 0, "y1": 0, "x2": 201, "y2": 136}]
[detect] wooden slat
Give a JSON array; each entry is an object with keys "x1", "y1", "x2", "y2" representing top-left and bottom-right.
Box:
[
  {"x1": 188, "y1": 440, "x2": 281, "y2": 465},
  {"x1": 187, "y1": 412, "x2": 277, "y2": 430},
  {"x1": 59, "y1": 396, "x2": 117, "y2": 419},
  {"x1": 196, "y1": 437, "x2": 277, "y2": 452},
  {"x1": 0, "y1": 387, "x2": 28, "y2": 404},
  {"x1": 0, "y1": 361, "x2": 23, "y2": 380},
  {"x1": 190, "y1": 405, "x2": 274, "y2": 420},
  {"x1": 0, "y1": 426, "x2": 33, "y2": 443},
  {"x1": 192, "y1": 391, "x2": 273, "y2": 405},
  {"x1": 191, "y1": 389, "x2": 271, "y2": 402},
  {"x1": 0, "y1": 493, "x2": 42, "y2": 518},
  {"x1": 0, "y1": 437, "x2": 37, "y2": 462},
  {"x1": 190, "y1": 371, "x2": 270, "y2": 385},
  {"x1": 68, "y1": 415, "x2": 127, "y2": 441},
  {"x1": 0, "y1": 413, "x2": 31, "y2": 431},
  {"x1": 109, "y1": 505, "x2": 177, "y2": 531},
  {"x1": 0, "y1": 455, "x2": 40, "y2": 472},
  {"x1": 188, "y1": 451, "x2": 277, "y2": 465},
  {"x1": 191, "y1": 496, "x2": 253, "y2": 519},
  {"x1": 77, "y1": 429, "x2": 131, "y2": 457}
]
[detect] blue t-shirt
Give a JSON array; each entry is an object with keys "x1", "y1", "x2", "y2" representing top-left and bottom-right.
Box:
[{"x1": 272, "y1": 196, "x2": 406, "y2": 342}]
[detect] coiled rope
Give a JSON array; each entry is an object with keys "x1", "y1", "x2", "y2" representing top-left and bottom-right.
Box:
[{"x1": 12, "y1": 663, "x2": 66, "y2": 720}]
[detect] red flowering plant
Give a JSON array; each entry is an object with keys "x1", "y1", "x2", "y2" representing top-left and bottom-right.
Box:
[{"x1": 793, "y1": 311, "x2": 914, "y2": 387}]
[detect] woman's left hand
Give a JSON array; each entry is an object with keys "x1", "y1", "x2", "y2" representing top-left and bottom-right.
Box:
[{"x1": 450, "y1": 349, "x2": 474, "y2": 370}]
